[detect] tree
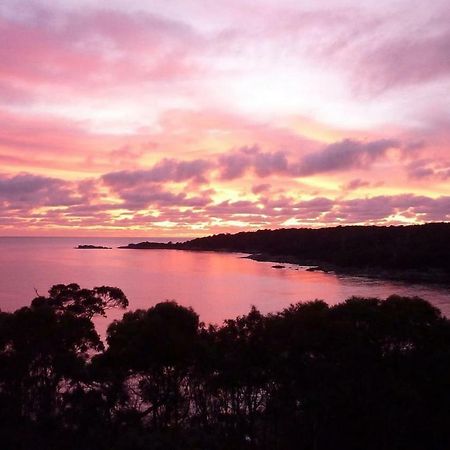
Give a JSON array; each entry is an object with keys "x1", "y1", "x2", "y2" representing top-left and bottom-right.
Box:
[
  {"x1": 95, "y1": 302, "x2": 200, "y2": 431},
  {"x1": 31, "y1": 283, "x2": 128, "y2": 319}
]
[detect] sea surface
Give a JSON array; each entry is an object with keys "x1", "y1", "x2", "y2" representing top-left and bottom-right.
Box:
[{"x1": 1, "y1": 237, "x2": 449, "y2": 335}]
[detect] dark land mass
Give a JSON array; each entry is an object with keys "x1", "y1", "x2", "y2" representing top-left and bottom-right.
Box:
[
  {"x1": 1, "y1": 283, "x2": 450, "y2": 450},
  {"x1": 76, "y1": 244, "x2": 112, "y2": 249},
  {"x1": 119, "y1": 222, "x2": 450, "y2": 283},
  {"x1": 120, "y1": 241, "x2": 178, "y2": 250}
]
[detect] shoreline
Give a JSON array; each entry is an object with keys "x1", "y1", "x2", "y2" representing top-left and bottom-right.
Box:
[
  {"x1": 117, "y1": 243, "x2": 450, "y2": 286},
  {"x1": 245, "y1": 252, "x2": 450, "y2": 286}
]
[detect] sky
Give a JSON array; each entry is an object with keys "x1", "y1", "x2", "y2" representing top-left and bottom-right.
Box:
[{"x1": 0, "y1": 0, "x2": 449, "y2": 236}]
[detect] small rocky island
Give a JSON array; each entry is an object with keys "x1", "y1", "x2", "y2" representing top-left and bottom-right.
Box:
[{"x1": 76, "y1": 245, "x2": 112, "y2": 249}]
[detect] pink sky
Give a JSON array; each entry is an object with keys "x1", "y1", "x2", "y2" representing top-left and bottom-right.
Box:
[{"x1": 0, "y1": 0, "x2": 449, "y2": 236}]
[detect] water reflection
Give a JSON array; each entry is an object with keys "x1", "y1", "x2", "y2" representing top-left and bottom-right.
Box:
[{"x1": 1, "y1": 237, "x2": 449, "y2": 337}]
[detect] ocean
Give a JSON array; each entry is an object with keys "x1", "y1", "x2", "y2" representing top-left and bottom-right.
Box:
[{"x1": 1, "y1": 236, "x2": 449, "y2": 335}]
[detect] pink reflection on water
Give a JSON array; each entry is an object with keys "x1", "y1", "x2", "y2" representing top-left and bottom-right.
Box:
[{"x1": 0, "y1": 237, "x2": 449, "y2": 339}]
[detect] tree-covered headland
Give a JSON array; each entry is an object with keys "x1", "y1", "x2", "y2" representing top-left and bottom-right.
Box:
[{"x1": 122, "y1": 223, "x2": 450, "y2": 282}]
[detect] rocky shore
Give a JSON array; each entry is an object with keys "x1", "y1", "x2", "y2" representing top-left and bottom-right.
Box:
[{"x1": 246, "y1": 253, "x2": 450, "y2": 285}]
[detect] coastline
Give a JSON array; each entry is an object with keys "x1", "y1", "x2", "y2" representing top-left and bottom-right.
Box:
[
  {"x1": 117, "y1": 242, "x2": 450, "y2": 286},
  {"x1": 116, "y1": 223, "x2": 450, "y2": 287},
  {"x1": 245, "y1": 252, "x2": 450, "y2": 285}
]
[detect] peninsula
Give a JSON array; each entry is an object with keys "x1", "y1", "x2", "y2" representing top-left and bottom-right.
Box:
[{"x1": 119, "y1": 223, "x2": 450, "y2": 283}]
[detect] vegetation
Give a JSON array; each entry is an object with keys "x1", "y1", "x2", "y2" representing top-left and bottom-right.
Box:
[
  {"x1": 122, "y1": 223, "x2": 450, "y2": 280},
  {"x1": 76, "y1": 245, "x2": 112, "y2": 250},
  {"x1": 1, "y1": 284, "x2": 450, "y2": 449}
]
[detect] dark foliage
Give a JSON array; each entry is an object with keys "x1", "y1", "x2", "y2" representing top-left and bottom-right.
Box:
[
  {"x1": 182, "y1": 222, "x2": 450, "y2": 271},
  {"x1": 123, "y1": 223, "x2": 450, "y2": 276},
  {"x1": 31, "y1": 283, "x2": 129, "y2": 319},
  {"x1": 1, "y1": 285, "x2": 450, "y2": 449}
]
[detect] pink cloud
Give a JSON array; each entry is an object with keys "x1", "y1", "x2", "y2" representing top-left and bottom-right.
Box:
[
  {"x1": 0, "y1": 4, "x2": 202, "y2": 94},
  {"x1": 407, "y1": 159, "x2": 450, "y2": 181},
  {"x1": 0, "y1": 173, "x2": 80, "y2": 208},
  {"x1": 216, "y1": 138, "x2": 407, "y2": 180},
  {"x1": 294, "y1": 139, "x2": 400, "y2": 176},
  {"x1": 356, "y1": 26, "x2": 450, "y2": 92},
  {"x1": 102, "y1": 158, "x2": 212, "y2": 188}
]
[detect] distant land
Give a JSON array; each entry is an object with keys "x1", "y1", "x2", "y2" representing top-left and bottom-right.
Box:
[
  {"x1": 76, "y1": 244, "x2": 112, "y2": 249},
  {"x1": 119, "y1": 223, "x2": 450, "y2": 283}
]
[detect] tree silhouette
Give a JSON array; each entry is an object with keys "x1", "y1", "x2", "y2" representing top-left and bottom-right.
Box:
[
  {"x1": 31, "y1": 283, "x2": 128, "y2": 319},
  {"x1": 1, "y1": 287, "x2": 450, "y2": 449}
]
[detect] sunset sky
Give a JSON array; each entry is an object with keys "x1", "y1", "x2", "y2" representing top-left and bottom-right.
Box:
[{"x1": 1, "y1": 0, "x2": 449, "y2": 236}]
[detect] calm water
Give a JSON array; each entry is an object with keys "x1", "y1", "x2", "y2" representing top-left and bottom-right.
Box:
[{"x1": 1, "y1": 237, "x2": 449, "y2": 334}]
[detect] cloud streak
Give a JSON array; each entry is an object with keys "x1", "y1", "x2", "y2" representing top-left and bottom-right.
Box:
[
  {"x1": 294, "y1": 139, "x2": 400, "y2": 176},
  {"x1": 103, "y1": 158, "x2": 212, "y2": 188}
]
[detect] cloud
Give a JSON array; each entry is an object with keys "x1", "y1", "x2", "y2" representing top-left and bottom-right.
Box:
[
  {"x1": 218, "y1": 146, "x2": 255, "y2": 180},
  {"x1": 357, "y1": 27, "x2": 450, "y2": 92},
  {"x1": 294, "y1": 197, "x2": 334, "y2": 214},
  {"x1": 218, "y1": 139, "x2": 400, "y2": 181},
  {"x1": 1, "y1": 169, "x2": 449, "y2": 231},
  {"x1": 0, "y1": 3, "x2": 202, "y2": 94},
  {"x1": 119, "y1": 188, "x2": 211, "y2": 210},
  {"x1": 0, "y1": 81, "x2": 35, "y2": 105},
  {"x1": 324, "y1": 195, "x2": 450, "y2": 223},
  {"x1": 295, "y1": 139, "x2": 400, "y2": 176},
  {"x1": 252, "y1": 183, "x2": 271, "y2": 194},
  {"x1": 0, "y1": 131, "x2": 425, "y2": 231},
  {"x1": 0, "y1": 173, "x2": 80, "y2": 208},
  {"x1": 407, "y1": 159, "x2": 450, "y2": 180},
  {"x1": 105, "y1": 146, "x2": 291, "y2": 188},
  {"x1": 207, "y1": 200, "x2": 263, "y2": 216},
  {"x1": 102, "y1": 158, "x2": 212, "y2": 188},
  {"x1": 342, "y1": 179, "x2": 370, "y2": 191}
]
